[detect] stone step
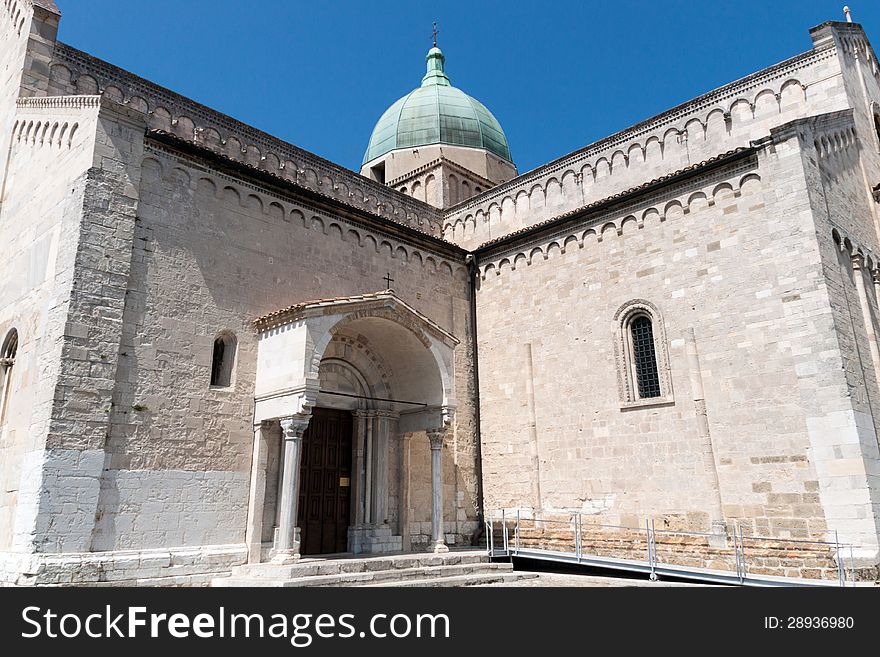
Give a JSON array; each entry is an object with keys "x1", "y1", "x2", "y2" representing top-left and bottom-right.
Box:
[
  {"x1": 227, "y1": 550, "x2": 489, "y2": 580},
  {"x1": 215, "y1": 561, "x2": 512, "y2": 588},
  {"x1": 367, "y1": 571, "x2": 538, "y2": 587}
]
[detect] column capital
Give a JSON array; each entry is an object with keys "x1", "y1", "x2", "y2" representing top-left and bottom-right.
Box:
[
  {"x1": 426, "y1": 425, "x2": 449, "y2": 450},
  {"x1": 852, "y1": 252, "x2": 866, "y2": 270},
  {"x1": 280, "y1": 414, "x2": 310, "y2": 440},
  {"x1": 253, "y1": 419, "x2": 270, "y2": 432},
  {"x1": 872, "y1": 268, "x2": 880, "y2": 285}
]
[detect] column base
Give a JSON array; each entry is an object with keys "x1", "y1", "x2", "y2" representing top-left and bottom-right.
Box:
[
  {"x1": 268, "y1": 549, "x2": 301, "y2": 565},
  {"x1": 269, "y1": 527, "x2": 301, "y2": 564},
  {"x1": 430, "y1": 540, "x2": 449, "y2": 554}
]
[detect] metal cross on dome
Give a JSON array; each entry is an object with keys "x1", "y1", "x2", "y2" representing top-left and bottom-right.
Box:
[
  {"x1": 384, "y1": 272, "x2": 394, "y2": 289},
  {"x1": 432, "y1": 21, "x2": 439, "y2": 47}
]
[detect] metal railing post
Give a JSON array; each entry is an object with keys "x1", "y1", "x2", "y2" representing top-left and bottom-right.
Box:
[
  {"x1": 739, "y1": 524, "x2": 746, "y2": 583},
  {"x1": 651, "y1": 518, "x2": 658, "y2": 581},
  {"x1": 645, "y1": 518, "x2": 657, "y2": 581},
  {"x1": 575, "y1": 512, "x2": 582, "y2": 562},
  {"x1": 733, "y1": 521, "x2": 741, "y2": 582},
  {"x1": 488, "y1": 510, "x2": 493, "y2": 557},
  {"x1": 850, "y1": 544, "x2": 855, "y2": 588},
  {"x1": 835, "y1": 530, "x2": 844, "y2": 588},
  {"x1": 502, "y1": 509, "x2": 508, "y2": 555},
  {"x1": 515, "y1": 509, "x2": 520, "y2": 555}
]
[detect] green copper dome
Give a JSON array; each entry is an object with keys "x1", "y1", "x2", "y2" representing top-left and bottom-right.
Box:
[{"x1": 363, "y1": 46, "x2": 513, "y2": 166}]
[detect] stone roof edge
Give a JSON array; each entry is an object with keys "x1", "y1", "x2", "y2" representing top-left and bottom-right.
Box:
[
  {"x1": 51, "y1": 42, "x2": 442, "y2": 223},
  {"x1": 443, "y1": 43, "x2": 830, "y2": 218},
  {"x1": 145, "y1": 130, "x2": 467, "y2": 258},
  {"x1": 252, "y1": 290, "x2": 459, "y2": 346},
  {"x1": 472, "y1": 147, "x2": 757, "y2": 256},
  {"x1": 385, "y1": 156, "x2": 495, "y2": 189},
  {"x1": 31, "y1": 0, "x2": 59, "y2": 15}
]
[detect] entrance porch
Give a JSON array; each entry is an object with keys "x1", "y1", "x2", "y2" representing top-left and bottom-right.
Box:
[{"x1": 246, "y1": 291, "x2": 460, "y2": 565}]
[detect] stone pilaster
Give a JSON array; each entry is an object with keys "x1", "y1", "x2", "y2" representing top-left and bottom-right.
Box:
[
  {"x1": 351, "y1": 410, "x2": 367, "y2": 526},
  {"x1": 852, "y1": 254, "x2": 880, "y2": 385},
  {"x1": 245, "y1": 421, "x2": 269, "y2": 564},
  {"x1": 685, "y1": 328, "x2": 726, "y2": 543},
  {"x1": 371, "y1": 410, "x2": 398, "y2": 525}
]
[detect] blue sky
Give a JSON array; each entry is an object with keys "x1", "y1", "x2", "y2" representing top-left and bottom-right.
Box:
[{"x1": 57, "y1": 1, "x2": 879, "y2": 175}]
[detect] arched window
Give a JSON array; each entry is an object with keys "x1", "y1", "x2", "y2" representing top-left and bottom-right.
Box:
[
  {"x1": 630, "y1": 315, "x2": 661, "y2": 398},
  {"x1": 210, "y1": 331, "x2": 237, "y2": 387},
  {"x1": 613, "y1": 301, "x2": 673, "y2": 407},
  {"x1": 0, "y1": 329, "x2": 18, "y2": 424}
]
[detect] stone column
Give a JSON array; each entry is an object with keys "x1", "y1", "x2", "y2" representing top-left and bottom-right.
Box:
[
  {"x1": 427, "y1": 427, "x2": 449, "y2": 553},
  {"x1": 272, "y1": 414, "x2": 310, "y2": 564},
  {"x1": 364, "y1": 411, "x2": 374, "y2": 525},
  {"x1": 245, "y1": 421, "x2": 269, "y2": 564}
]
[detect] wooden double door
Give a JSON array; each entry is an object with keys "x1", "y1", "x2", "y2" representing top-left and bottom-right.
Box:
[{"x1": 297, "y1": 407, "x2": 353, "y2": 555}]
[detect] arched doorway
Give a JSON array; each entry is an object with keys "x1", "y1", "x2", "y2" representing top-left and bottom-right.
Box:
[{"x1": 248, "y1": 292, "x2": 458, "y2": 563}]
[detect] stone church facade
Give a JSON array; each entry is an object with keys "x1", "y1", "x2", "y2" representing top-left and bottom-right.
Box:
[{"x1": 1, "y1": 1, "x2": 879, "y2": 585}]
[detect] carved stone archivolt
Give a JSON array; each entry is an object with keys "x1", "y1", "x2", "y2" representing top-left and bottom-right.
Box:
[{"x1": 612, "y1": 299, "x2": 674, "y2": 408}]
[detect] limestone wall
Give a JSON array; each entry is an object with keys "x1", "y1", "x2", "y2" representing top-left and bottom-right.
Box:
[
  {"x1": 442, "y1": 25, "x2": 860, "y2": 250},
  {"x1": 473, "y1": 138, "x2": 865, "y2": 547},
  {"x1": 795, "y1": 111, "x2": 880, "y2": 556},
  {"x1": 87, "y1": 141, "x2": 479, "y2": 554},
  {"x1": 0, "y1": 96, "x2": 103, "y2": 551}
]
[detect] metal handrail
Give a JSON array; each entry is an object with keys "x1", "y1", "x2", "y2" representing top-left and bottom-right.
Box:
[{"x1": 485, "y1": 508, "x2": 859, "y2": 587}]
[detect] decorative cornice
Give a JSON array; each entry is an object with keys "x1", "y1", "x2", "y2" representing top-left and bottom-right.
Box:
[
  {"x1": 143, "y1": 134, "x2": 466, "y2": 262},
  {"x1": 443, "y1": 44, "x2": 833, "y2": 217},
  {"x1": 832, "y1": 225, "x2": 880, "y2": 272},
  {"x1": 52, "y1": 42, "x2": 443, "y2": 231},
  {"x1": 473, "y1": 147, "x2": 756, "y2": 258},
  {"x1": 16, "y1": 95, "x2": 101, "y2": 109},
  {"x1": 252, "y1": 290, "x2": 459, "y2": 348}
]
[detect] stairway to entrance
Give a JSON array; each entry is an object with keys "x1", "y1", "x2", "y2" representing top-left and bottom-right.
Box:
[{"x1": 213, "y1": 550, "x2": 535, "y2": 587}]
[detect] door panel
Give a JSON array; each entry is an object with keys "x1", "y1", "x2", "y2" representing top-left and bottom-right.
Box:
[{"x1": 297, "y1": 408, "x2": 353, "y2": 555}]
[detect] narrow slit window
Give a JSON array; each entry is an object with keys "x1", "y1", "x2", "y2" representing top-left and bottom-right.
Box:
[
  {"x1": 630, "y1": 316, "x2": 661, "y2": 399},
  {"x1": 874, "y1": 112, "x2": 880, "y2": 148},
  {"x1": 210, "y1": 332, "x2": 236, "y2": 387}
]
